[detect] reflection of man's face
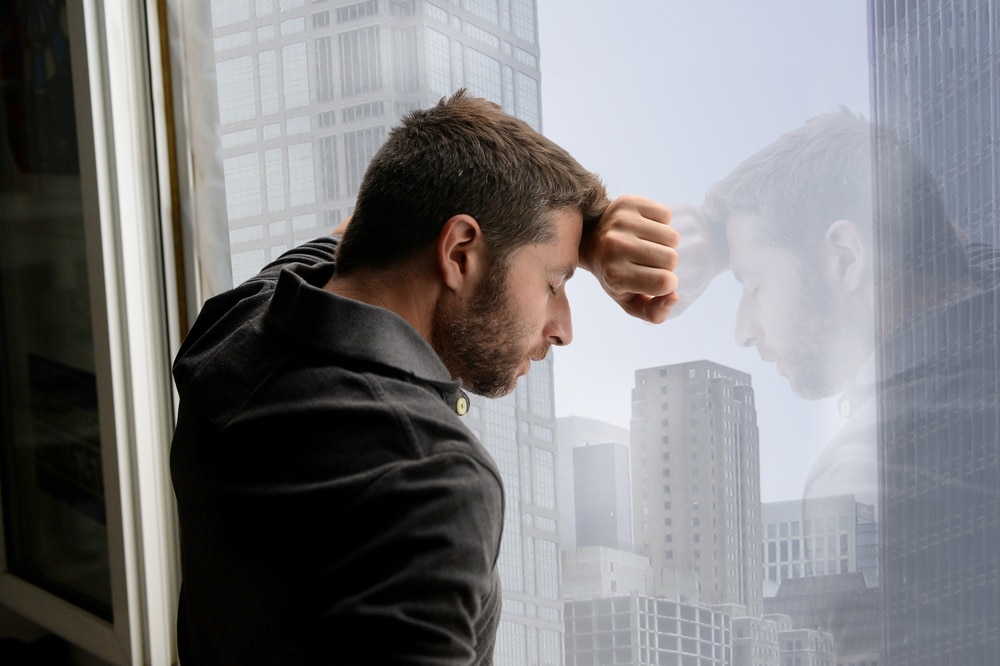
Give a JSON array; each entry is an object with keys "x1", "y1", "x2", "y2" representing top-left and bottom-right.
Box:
[{"x1": 726, "y1": 213, "x2": 851, "y2": 400}]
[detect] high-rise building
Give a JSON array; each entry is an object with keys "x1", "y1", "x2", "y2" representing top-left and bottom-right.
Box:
[
  {"x1": 762, "y1": 495, "x2": 877, "y2": 593},
  {"x1": 210, "y1": 2, "x2": 559, "y2": 664},
  {"x1": 869, "y1": 2, "x2": 1000, "y2": 664},
  {"x1": 211, "y1": 0, "x2": 544, "y2": 283},
  {"x1": 630, "y1": 360, "x2": 763, "y2": 615}
]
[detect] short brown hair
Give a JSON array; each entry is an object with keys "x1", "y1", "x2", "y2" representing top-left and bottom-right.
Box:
[{"x1": 335, "y1": 90, "x2": 608, "y2": 273}]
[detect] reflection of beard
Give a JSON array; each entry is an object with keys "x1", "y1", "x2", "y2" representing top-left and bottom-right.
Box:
[
  {"x1": 432, "y1": 259, "x2": 548, "y2": 398},
  {"x1": 784, "y1": 269, "x2": 846, "y2": 400}
]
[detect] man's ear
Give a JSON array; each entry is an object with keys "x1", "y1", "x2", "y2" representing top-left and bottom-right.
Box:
[
  {"x1": 437, "y1": 214, "x2": 486, "y2": 291},
  {"x1": 822, "y1": 219, "x2": 869, "y2": 293}
]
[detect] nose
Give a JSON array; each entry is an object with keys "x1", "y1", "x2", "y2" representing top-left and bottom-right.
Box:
[
  {"x1": 733, "y1": 290, "x2": 760, "y2": 348},
  {"x1": 546, "y1": 291, "x2": 573, "y2": 347}
]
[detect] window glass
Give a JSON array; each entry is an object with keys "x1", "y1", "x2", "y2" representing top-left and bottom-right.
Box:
[
  {"x1": 0, "y1": 1, "x2": 110, "y2": 618},
  {"x1": 198, "y1": 1, "x2": 999, "y2": 664}
]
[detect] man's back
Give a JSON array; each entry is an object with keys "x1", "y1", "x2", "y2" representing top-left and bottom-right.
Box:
[{"x1": 171, "y1": 240, "x2": 504, "y2": 665}]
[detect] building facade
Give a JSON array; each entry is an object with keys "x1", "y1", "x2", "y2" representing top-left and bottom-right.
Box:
[
  {"x1": 869, "y1": 1, "x2": 1000, "y2": 664},
  {"x1": 630, "y1": 360, "x2": 763, "y2": 614},
  {"x1": 564, "y1": 596, "x2": 732, "y2": 666},
  {"x1": 210, "y1": 0, "x2": 544, "y2": 283},
  {"x1": 731, "y1": 611, "x2": 781, "y2": 666},
  {"x1": 560, "y1": 546, "x2": 652, "y2": 601},
  {"x1": 762, "y1": 495, "x2": 877, "y2": 592}
]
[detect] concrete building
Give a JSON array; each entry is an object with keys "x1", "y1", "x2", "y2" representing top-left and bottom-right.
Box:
[
  {"x1": 630, "y1": 360, "x2": 764, "y2": 614},
  {"x1": 762, "y1": 495, "x2": 877, "y2": 592},
  {"x1": 564, "y1": 596, "x2": 732, "y2": 666},
  {"x1": 560, "y1": 546, "x2": 651, "y2": 601},
  {"x1": 777, "y1": 625, "x2": 836, "y2": 666},
  {"x1": 730, "y1": 609, "x2": 781, "y2": 666}
]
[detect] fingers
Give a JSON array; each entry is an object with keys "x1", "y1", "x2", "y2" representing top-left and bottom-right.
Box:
[
  {"x1": 605, "y1": 196, "x2": 678, "y2": 247},
  {"x1": 619, "y1": 292, "x2": 681, "y2": 324},
  {"x1": 601, "y1": 258, "x2": 679, "y2": 300},
  {"x1": 581, "y1": 194, "x2": 683, "y2": 324}
]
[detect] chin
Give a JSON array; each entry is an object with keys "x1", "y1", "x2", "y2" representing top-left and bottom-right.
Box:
[{"x1": 787, "y1": 375, "x2": 842, "y2": 401}]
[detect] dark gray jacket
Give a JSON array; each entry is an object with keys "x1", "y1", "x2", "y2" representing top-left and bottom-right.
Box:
[{"x1": 171, "y1": 238, "x2": 504, "y2": 665}]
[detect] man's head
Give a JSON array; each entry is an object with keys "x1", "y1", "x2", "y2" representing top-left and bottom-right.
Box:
[
  {"x1": 702, "y1": 110, "x2": 875, "y2": 398},
  {"x1": 334, "y1": 91, "x2": 608, "y2": 397},
  {"x1": 335, "y1": 90, "x2": 608, "y2": 274},
  {"x1": 705, "y1": 110, "x2": 974, "y2": 399}
]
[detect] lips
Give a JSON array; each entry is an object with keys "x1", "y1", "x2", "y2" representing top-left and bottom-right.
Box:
[
  {"x1": 528, "y1": 344, "x2": 551, "y2": 363},
  {"x1": 756, "y1": 346, "x2": 777, "y2": 364}
]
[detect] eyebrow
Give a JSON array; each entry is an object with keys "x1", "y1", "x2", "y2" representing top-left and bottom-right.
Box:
[{"x1": 557, "y1": 266, "x2": 576, "y2": 284}]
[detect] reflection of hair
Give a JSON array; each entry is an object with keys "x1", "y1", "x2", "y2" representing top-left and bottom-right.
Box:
[
  {"x1": 335, "y1": 90, "x2": 608, "y2": 274},
  {"x1": 704, "y1": 109, "x2": 874, "y2": 255},
  {"x1": 704, "y1": 109, "x2": 974, "y2": 289}
]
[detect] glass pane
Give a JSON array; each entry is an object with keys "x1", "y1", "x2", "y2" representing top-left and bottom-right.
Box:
[
  {"x1": 0, "y1": 0, "x2": 111, "y2": 618},
  {"x1": 192, "y1": 1, "x2": 998, "y2": 664}
]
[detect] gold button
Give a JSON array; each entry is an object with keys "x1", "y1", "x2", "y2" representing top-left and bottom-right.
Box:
[{"x1": 455, "y1": 394, "x2": 469, "y2": 416}]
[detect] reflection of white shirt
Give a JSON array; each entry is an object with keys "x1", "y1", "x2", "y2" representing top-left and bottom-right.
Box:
[{"x1": 802, "y1": 356, "x2": 878, "y2": 508}]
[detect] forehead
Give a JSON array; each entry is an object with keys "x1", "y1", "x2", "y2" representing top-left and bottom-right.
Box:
[
  {"x1": 513, "y1": 208, "x2": 582, "y2": 260},
  {"x1": 725, "y1": 212, "x2": 771, "y2": 250},
  {"x1": 725, "y1": 212, "x2": 799, "y2": 275}
]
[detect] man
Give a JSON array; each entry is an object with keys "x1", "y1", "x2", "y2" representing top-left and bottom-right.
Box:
[
  {"x1": 662, "y1": 110, "x2": 999, "y2": 662},
  {"x1": 170, "y1": 90, "x2": 678, "y2": 665}
]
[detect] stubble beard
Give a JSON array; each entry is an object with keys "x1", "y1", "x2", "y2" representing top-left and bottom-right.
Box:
[{"x1": 432, "y1": 258, "x2": 546, "y2": 399}]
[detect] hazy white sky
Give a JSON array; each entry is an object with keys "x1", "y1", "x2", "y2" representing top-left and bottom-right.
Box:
[{"x1": 536, "y1": 0, "x2": 871, "y2": 501}]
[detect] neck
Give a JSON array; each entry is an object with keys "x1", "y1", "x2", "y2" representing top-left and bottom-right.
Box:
[{"x1": 324, "y1": 261, "x2": 440, "y2": 340}]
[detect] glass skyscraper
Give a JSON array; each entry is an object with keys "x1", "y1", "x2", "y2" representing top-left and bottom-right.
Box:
[
  {"x1": 869, "y1": 1, "x2": 1000, "y2": 663},
  {"x1": 210, "y1": 0, "x2": 543, "y2": 283}
]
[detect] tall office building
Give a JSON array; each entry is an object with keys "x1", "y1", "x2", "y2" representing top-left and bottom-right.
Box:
[
  {"x1": 630, "y1": 360, "x2": 764, "y2": 615},
  {"x1": 869, "y1": 2, "x2": 1000, "y2": 664},
  {"x1": 211, "y1": 2, "x2": 560, "y2": 664},
  {"x1": 762, "y1": 495, "x2": 877, "y2": 592},
  {"x1": 211, "y1": 0, "x2": 544, "y2": 283}
]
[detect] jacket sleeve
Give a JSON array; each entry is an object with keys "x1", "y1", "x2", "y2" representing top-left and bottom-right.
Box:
[{"x1": 299, "y1": 450, "x2": 504, "y2": 665}]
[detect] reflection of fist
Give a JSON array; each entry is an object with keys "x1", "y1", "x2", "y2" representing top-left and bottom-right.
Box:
[
  {"x1": 665, "y1": 203, "x2": 729, "y2": 318},
  {"x1": 579, "y1": 195, "x2": 680, "y2": 324}
]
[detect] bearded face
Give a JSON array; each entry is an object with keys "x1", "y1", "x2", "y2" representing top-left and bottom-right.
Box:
[{"x1": 432, "y1": 255, "x2": 548, "y2": 398}]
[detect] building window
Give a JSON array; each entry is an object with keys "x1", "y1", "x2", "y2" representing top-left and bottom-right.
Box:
[{"x1": 339, "y1": 26, "x2": 383, "y2": 97}]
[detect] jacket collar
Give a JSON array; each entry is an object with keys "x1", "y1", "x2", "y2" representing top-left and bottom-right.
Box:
[{"x1": 265, "y1": 262, "x2": 470, "y2": 414}]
